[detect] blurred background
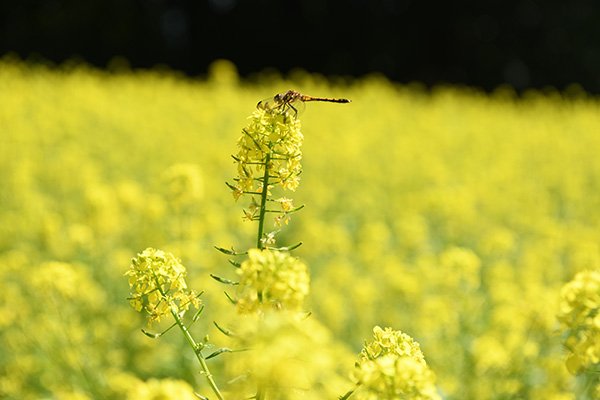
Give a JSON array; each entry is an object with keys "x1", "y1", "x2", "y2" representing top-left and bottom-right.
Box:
[
  {"x1": 2, "y1": 1, "x2": 600, "y2": 399},
  {"x1": 2, "y1": 0, "x2": 600, "y2": 93}
]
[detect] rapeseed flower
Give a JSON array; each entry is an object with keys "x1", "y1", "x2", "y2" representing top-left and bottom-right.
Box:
[
  {"x1": 125, "y1": 248, "x2": 201, "y2": 325},
  {"x1": 557, "y1": 269, "x2": 600, "y2": 374},
  {"x1": 126, "y1": 377, "x2": 198, "y2": 400},
  {"x1": 234, "y1": 106, "x2": 303, "y2": 192},
  {"x1": 352, "y1": 326, "x2": 440, "y2": 400},
  {"x1": 230, "y1": 103, "x2": 303, "y2": 231},
  {"x1": 236, "y1": 248, "x2": 310, "y2": 314},
  {"x1": 225, "y1": 311, "x2": 350, "y2": 400}
]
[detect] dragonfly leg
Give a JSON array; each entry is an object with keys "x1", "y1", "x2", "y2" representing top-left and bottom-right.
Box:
[{"x1": 288, "y1": 103, "x2": 299, "y2": 117}]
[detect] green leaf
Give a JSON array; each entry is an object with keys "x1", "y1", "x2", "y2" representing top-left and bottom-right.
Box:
[
  {"x1": 192, "y1": 304, "x2": 206, "y2": 322},
  {"x1": 266, "y1": 242, "x2": 303, "y2": 252},
  {"x1": 210, "y1": 274, "x2": 239, "y2": 285},
  {"x1": 223, "y1": 291, "x2": 237, "y2": 305},
  {"x1": 141, "y1": 329, "x2": 162, "y2": 339},
  {"x1": 205, "y1": 347, "x2": 234, "y2": 360},
  {"x1": 214, "y1": 320, "x2": 236, "y2": 337},
  {"x1": 214, "y1": 246, "x2": 247, "y2": 256}
]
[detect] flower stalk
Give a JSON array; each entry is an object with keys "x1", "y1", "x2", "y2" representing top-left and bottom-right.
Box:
[
  {"x1": 228, "y1": 104, "x2": 304, "y2": 248},
  {"x1": 223, "y1": 97, "x2": 308, "y2": 399},
  {"x1": 125, "y1": 248, "x2": 224, "y2": 400},
  {"x1": 157, "y1": 281, "x2": 225, "y2": 400},
  {"x1": 256, "y1": 152, "x2": 271, "y2": 249},
  {"x1": 126, "y1": 91, "x2": 355, "y2": 400}
]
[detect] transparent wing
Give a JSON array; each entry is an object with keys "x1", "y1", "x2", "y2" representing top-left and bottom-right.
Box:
[{"x1": 257, "y1": 97, "x2": 305, "y2": 116}]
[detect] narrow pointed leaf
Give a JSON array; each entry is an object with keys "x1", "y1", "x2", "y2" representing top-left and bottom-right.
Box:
[
  {"x1": 339, "y1": 389, "x2": 355, "y2": 400},
  {"x1": 214, "y1": 245, "x2": 237, "y2": 255},
  {"x1": 223, "y1": 291, "x2": 237, "y2": 305},
  {"x1": 205, "y1": 347, "x2": 234, "y2": 360},
  {"x1": 266, "y1": 242, "x2": 303, "y2": 252},
  {"x1": 141, "y1": 329, "x2": 162, "y2": 339},
  {"x1": 210, "y1": 274, "x2": 239, "y2": 285},
  {"x1": 214, "y1": 320, "x2": 236, "y2": 337},
  {"x1": 225, "y1": 181, "x2": 239, "y2": 191},
  {"x1": 192, "y1": 304, "x2": 206, "y2": 322}
]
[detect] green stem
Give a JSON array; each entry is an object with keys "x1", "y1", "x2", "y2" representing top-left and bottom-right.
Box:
[
  {"x1": 254, "y1": 151, "x2": 271, "y2": 400},
  {"x1": 339, "y1": 388, "x2": 356, "y2": 400},
  {"x1": 152, "y1": 275, "x2": 224, "y2": 400},
  {"x1": 170, "y1": 308, "x2": 225, "y2": 400},
  {"x1": 256, "y1": 152, "x2": 271, "y2": 249}
]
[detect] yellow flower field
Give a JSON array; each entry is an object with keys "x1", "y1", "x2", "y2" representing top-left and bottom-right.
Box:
[{"x1": 1, "y1": 57, "x2": 599, "y2": 399}]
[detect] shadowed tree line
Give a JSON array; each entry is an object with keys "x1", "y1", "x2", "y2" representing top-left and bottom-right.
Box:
[{"x1": 1, "y1": 0, "x2": 599, "y2": 93}]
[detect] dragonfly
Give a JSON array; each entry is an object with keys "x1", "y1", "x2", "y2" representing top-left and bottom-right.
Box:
[{"x1": 257, "y1": 89, "x2": 350, "y2": 117}]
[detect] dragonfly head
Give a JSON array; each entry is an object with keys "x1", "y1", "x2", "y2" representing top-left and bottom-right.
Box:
[{"x1": 273, "y1": 92, "x2": 286, "y2": 104}]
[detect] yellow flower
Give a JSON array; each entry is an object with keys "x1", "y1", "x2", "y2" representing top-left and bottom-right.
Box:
[
  {"x1": 557, "y1": 269, "x2": 600, "y2": 374},
  {"x1": 277, "y1": 197, "x2": 294, "y2": 212},
  {"x1": 236, "y1": 248, "x2": 310, "y2": 314},
  {"x1": 229, "y1": 104, "x2": 303, "y2": 228},
  {"x1": 225, "y1": 311, "x2": 351, "y2": 400},
  {"x1": 352, "y1": 326, "x2": 440, "y2": 400},
  {"x1": 126, "y1": 377, "x2": 198, "y2": 400},
  {"x1": 125, "y1": 248, "x2": 201, "y2": 325}
]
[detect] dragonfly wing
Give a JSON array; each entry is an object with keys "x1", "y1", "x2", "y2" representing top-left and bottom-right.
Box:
[
  {"x1": 257, "y1": 97, "x2": 276, "y2": 110},
  {"x1": 256, "y1": 97, "x2": 305, "y2": 116},
  {"x1": 286, "y1": 100, "x2": 305, "y2": 115}
]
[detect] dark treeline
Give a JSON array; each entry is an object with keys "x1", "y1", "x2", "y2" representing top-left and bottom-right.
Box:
[{"x1": 2, "y1": 0, "x2": 599, "y2": 93}]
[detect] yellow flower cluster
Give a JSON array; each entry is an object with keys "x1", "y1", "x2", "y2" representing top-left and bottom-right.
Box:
[
  {"x1": 126, "y1": 248, "x2": 201, "y2": 325},
  {"x1": 234, "y1": 106, "x2": 303, "y2": 195},
  {"x1": 224, "y1": 311, "x2": 351, "y2": 400},
  {"x1": 557, "y1": 269, "x2": 600, "y2": 374},
  {"x1": 106, "y1": 372, "x2": 198, "y2": 400},
  {"x1": 0, "y1": 255, "x2": 123, "y2": 399},
  {"x1": 236, "y1": 248, "x2": 310, "y2": 314},
  {"x1": 125, "y1": 377, "x2": 198, "y2": 400},
  {"x1": 230, "y1": 105, "x2": 302, "y2": 228},
  {"x1": 352, "y1": 326, "x2": 440, "y2": 400}
]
